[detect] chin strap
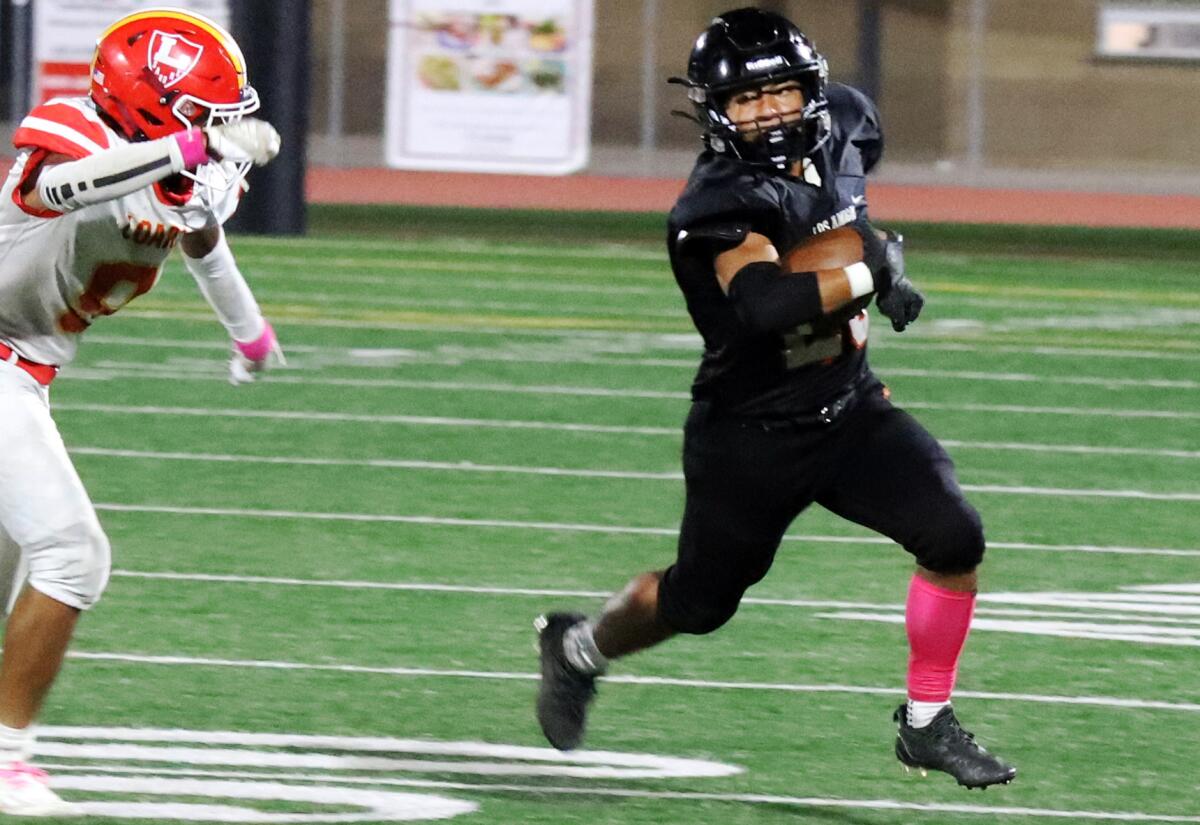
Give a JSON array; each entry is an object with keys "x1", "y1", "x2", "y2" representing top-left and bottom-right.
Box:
[{"x1": 800, "y1": 157, "x2": 823, "y2": 186}]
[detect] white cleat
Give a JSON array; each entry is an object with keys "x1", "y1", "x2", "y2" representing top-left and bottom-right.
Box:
[{"x1": 0, "y1": 762, "x2": 83, "y2": 817}]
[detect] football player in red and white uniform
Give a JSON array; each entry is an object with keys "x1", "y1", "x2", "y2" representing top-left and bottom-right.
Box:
[{"x1": 0, "y1": 9, "x2": 281, "y2": 814}]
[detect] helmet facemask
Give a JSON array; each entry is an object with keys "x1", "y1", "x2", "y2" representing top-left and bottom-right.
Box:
[
  {"x1": 670, "y1": 8, "x2": 832, "y2": 178},
  {"x1": 171, "y1": 85, "x2": 261, "y2": 203},
  {"x1": 681, "y1": 64, "x2": 830, "y2": 174}
]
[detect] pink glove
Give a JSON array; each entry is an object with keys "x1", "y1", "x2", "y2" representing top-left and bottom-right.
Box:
[{"x1": 230, "y1": 321, "x2": 285, "y2": 385}]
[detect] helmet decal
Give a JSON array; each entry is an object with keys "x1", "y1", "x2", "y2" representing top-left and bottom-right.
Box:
[
  {"x1": 745, "y1": 55, "x2": 786, "y2": 72},
  {"x1": 148, "y1": 31, "x2": 205, "y2": 88},
  {"x1": 97, "y1": 8, "x2": 248, "y2": 86}
]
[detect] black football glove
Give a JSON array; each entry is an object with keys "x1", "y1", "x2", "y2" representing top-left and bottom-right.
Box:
[
  {"x1": 868, "y1": 229, "x2": 921, "y2": 330},
  {"x1": 851, "y1": 222, "x2": 925, "y2": 332}
]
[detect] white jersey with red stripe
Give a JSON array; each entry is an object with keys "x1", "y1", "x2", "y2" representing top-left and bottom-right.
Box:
[{"x1": 0, "y1": 96, "x2": 243, "y2": 367}]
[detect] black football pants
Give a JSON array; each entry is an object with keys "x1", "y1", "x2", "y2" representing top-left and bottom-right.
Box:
[{"x1": 657, "y1": 375, "x2": 985, "y2": 636}]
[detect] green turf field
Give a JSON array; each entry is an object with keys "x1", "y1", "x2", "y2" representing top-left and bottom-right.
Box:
[{"x1": 34, "y1": 211, "x2": 1200, "y2": 823}]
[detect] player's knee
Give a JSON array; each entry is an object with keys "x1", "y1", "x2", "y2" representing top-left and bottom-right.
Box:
[
  {"x1": 26, "y1": 518, "x2": 111, "y2": 609},
  {"x1": 915, "y1": 503, "x2": 985, "y2": 574},
  {"x1": 664, "y1": 600, "x2": 739, "y2": 635},
  {"x1": 658, "y1": 588, "x2": 741, "y2": 635}
]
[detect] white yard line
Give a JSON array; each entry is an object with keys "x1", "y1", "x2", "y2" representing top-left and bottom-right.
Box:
[
  {"x1": 87, "y1": 331, "x2": 1200, "y2": 364},
  {"x1": 821, "y1": 612, "x2": 1200, "y2": 647},
  {"x1": 74, "y1": 448, "x2": 686, "y2": 480},
  {"x1": 64, "y1": 361, "x2": 1200, "y2": 394},
  {"x1": 901, "y1": 401, "x2": 1200, "y2": 420},
  {"x1": 233, "y1": 254, "x2": 669, "y2": 284},
  {"x1": 68, "y1": 367, "x2": 696, "y2": 400},
  {"x1": 90, "y1": 503, "x2": 1200, "y2": 557},
  {"x1": 959, "y1": 485, "x2": 1200, "y2": 502},
  {"x1": 197, "y1": 288, "x2": 685, "y2": 320},
  {"x1": 221, "y1": 238, "x2": 1200, "y2": 304},
  {"x1": 878, "y1": 341, "x2": 1200, "y2": 363},
  {"x1": 52, "y1": 402, "x2": 1200, "y2": 440},
  {"x1": 881, "y1": 367, "x2": 1200, "y2": 390},
  {"x1": 63, "y1": 650, "x2": 1200, "y2": 715},
  {"x1": 73, "y1": 446, "x2": 1200, "y2": 500},
  {"x1": 124, "y1": 310, "x2": 687, "y2": 337},
  {"x1": 189, "y1": 255, "x2": 1176, "y2": 314},
  {"x1": 108, "y1": 570, "x2": 891, "y2": 611},
  {"x1": 53, "y1": 404, "x2": 680, "y2": 435},
  {"x1": 120, "y1": 309, "x2": 1200, "y2": 358},
  {"x1": 938, "y1": 441, "x2": 1200, "y2": 460},
  {"x1": 231, "y1": 235, "x2": 669, "y2": 263},
  {"x1": 86, "y1": 335, "x2": 324, "y2": 353},
  {"x1": 78, "y1": 342, "x2": 703, "y2": 370},
  {"x1": 70, "y1": 444, "x2": 1200, "y2": 492},
  {"x1": 106, "y1": 570, "x2": 1200, "y2": 627},
  {"x1": 68, "y1": 443, "x2": 1200, "y2": 503},
  {"x1": 34, "y1": 764, "x2": 1200, "y2": 823}
]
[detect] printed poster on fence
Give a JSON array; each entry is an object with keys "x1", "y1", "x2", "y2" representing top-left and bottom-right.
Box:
[
  {"x1": 1096, "y1": 4, "x2": 1200, "y2": 61},
  {"x1": 31, "y1": 1, "x2": 231, "y2": 107},
  {"x1": 385, "y1": 0, "x2": 595, "y2": 175}
]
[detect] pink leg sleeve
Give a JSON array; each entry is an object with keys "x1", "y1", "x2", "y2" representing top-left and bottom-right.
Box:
[{"x1": 905, "y1": 574, "x2": 976, "y2": 702}]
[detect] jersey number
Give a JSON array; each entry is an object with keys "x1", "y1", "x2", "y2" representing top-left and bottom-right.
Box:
[
  {"x1": 59, "y1": 262, "x2": 160, "y2": 333},
  {"x1": 781, "y1": 310, "x2": 870, "y2": 369}
]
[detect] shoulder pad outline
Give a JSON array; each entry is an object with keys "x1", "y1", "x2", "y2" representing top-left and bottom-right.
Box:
[{"x1": 676, "y1": 221, "x2": 752, "y2": 253}]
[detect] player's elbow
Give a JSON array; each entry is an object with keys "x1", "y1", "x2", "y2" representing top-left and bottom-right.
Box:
[
  {"x1": 729, "y1": 263, "x2": 824, "y2": 334},
  {"x1": 19, "y1": 182, "x2": 55, "y2": 213},
  {"x1": 181, "y1": 225, "x2": 223, "y2": 260},
  {"x1": 733, "y1": 299, "x2": 792, "y2": 335}
]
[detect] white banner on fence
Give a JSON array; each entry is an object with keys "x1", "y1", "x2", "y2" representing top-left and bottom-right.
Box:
[
  {"x1": 32, "y1": 1, "x2": 231, "y2": 107},
  {"x1": 385, "y1": 0, "x2": 595, "y2": 175},
  {"x1": 1097, "y1": 4, "x2": 1200, "y2": 61}
]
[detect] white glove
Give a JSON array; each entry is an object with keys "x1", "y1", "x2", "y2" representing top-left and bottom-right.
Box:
[
  {"x1": 205, "y1": 118, "x2": 282, "y2": 167},
  {"x1": 229, "y1": 342, "x2": 285, "y2": 385},
  {"x1": 229, "y1": 321, "x2": 286, "y2": 386}
]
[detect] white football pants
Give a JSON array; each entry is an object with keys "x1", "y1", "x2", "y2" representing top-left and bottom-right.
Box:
[{"x1": 0, "y1": 358, "x2": 110, "y2": 613}]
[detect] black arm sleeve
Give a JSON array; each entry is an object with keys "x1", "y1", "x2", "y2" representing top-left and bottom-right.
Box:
[{"x1": 727, "y1": 261, "x2": 823, "y2": 334}]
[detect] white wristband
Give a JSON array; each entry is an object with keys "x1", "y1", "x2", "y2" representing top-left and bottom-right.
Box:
[{"x1": 844, "y1": 262, "x2": 875, "y2": 298}]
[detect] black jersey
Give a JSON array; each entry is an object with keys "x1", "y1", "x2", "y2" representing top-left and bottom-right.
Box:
[{"x1": 667, "y1": 83, "x2": 884, "y2": 417}]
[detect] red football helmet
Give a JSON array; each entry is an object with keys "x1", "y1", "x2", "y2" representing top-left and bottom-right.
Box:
[{"x1": 90, "y1": 7, "x2": 259, "y2": 142}]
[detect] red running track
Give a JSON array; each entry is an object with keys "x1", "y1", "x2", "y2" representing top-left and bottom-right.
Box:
[
  {"x1": 4, "y1": 158, "x2": 1198, "y2": 228},
  {"x1": 305, "y1": 167, "x2": 1200, "y2": 229}
]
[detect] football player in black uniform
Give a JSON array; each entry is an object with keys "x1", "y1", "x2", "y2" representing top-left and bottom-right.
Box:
[{"x1": 535, "y1": 7, "x2": 1016, "y2": 789}]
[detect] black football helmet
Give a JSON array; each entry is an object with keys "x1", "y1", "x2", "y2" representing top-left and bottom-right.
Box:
[{"x1": 671, "y1": 7, "x2": 830, "y2": 173}]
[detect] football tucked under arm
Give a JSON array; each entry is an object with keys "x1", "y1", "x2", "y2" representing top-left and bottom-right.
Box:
[
  {"x1": 782, "y1": 224, "x2": 879, "y2": 293},
  {"x1": 786, "y1": 222, "x2": 925, "y2": 332},
  {"x1": 715, "y1": 224, "x2": 889, "y2": 334}
]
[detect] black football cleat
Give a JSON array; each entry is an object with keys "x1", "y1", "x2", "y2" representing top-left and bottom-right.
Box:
[
  {"x1": 894, "y1": 704, "x2": 1017, "y2": 789},
  {"x1": 535, "y1": 612, "x2": 598, "y2": 751}
]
